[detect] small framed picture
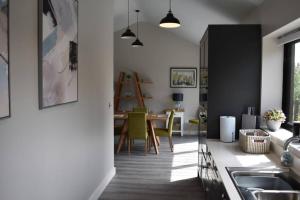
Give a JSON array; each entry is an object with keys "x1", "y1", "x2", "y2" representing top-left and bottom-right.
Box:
[{"x1": 170, "y1": 67, "x2": 197, "y2": 88}]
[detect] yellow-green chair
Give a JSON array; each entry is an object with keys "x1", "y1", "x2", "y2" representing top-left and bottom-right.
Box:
[
  {"x1": 128, "y1": 112, "x2": 149, "y2": 154},
  {"x1": 154, "y1": 110, "x2": 175, "y2": 152},
  {"x1": 188, "y1": 119, "x2": 200, "y2": 134},
  {"x1": 133, "y1": 107, "x2": 148, "y2": 113},
  {"x1": 189, "y1": 119, "x2": 200, "y2": 125}
]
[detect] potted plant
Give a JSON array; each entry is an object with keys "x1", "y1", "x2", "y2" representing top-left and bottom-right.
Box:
[{"x1": 263, "y1": 109, "x2": 286, "y2": 131}]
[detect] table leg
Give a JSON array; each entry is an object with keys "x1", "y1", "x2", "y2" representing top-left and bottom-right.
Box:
[
  {"x1": 148, "y1": 120, "x2": 159, "y2": 154},
  {"x1": 116, "y1": 119, "x2": 128, "y2": 154}
]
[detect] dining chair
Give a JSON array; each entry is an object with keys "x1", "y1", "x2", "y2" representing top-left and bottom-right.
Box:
[
  {"x1": 154, "y1": 110, "x2": 175, "y2": 152},
  {"x1": 133, "y1": 107, "x2": 148, "y2": 113},
  {"x1": 128, "y1": 112, "x2": 149, "y2": 154}
]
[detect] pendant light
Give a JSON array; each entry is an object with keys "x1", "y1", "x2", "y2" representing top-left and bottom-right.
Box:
[
  {"x1": 132, "y1": 10, "x2": 144, "y2": 47},
  {"x1": 159, "y1": 0, "x2": 181, "y2": 28},
  {"x1": 121, "y1": 0, "x2": 136, "y2": 39}
]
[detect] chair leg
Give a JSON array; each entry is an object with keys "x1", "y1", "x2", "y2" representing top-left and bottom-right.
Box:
[
  {"x1": 168, "y1": 135, "x2": 174, "y2": 152},
  {"x1": 156, "y1": 136, "x2": 160, "y2": 146},
  {"x1": 128, "y1": 138, "x2": 131, "y2": 153},
  {"x1": 144, "y1": 139, "x2": 147, "y2": 155},
  {"x1": 147, "y1": 138, "x2": 151, "y2": 152}
]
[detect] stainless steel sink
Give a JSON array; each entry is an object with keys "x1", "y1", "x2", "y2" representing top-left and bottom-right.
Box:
[
  {"x1": 253, "y1": 190, "x2": 300, "y2": 200},
  {"x1": 226, "y1": 167, "x2": 300, "y2": 200}
]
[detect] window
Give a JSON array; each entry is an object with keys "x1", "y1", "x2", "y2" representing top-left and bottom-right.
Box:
[
  {"x1": 293, "y1": 42, "x2": 300, "y2": 121},
  {"x1": 282, "y1": 40, "x2": 300, "y2": 124}
]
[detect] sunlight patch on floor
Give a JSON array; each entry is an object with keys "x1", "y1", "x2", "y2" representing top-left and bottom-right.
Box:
[
  {"x1": 170, "y1": 166, "x2": 198, "y2": 182},
  {"x1": 172, "y1": 152, "x2": 198, "y2": 167},
  {"x1": 170, "y1": 141, "x2": 198, "y2": 182},
  {"x1": 173, "y1": 141, "x2": 198, "y2": 153}
]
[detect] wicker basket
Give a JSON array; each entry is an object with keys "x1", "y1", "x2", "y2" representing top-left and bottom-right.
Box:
[{"x1": 239, "y1": 129, "x2": 270, "y2": 154}]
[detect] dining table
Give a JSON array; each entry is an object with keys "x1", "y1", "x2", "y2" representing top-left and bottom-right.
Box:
[{"x1": 114, "y1": 113, "x2": 168, "y2": 154}]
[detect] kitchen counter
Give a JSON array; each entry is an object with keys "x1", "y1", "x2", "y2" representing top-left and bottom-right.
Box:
[{"x1": 206, "y1": 139, "x2": 286, "y2": 200}]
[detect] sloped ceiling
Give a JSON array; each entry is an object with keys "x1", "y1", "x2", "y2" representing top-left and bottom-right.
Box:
[{"x1": 114, "y1": 0, "x2": 264, "y2": 44}]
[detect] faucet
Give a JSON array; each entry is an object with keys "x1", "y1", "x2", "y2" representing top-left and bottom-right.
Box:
[
  {"x1": 281, "y1": 136, "x2": 300, "y2": 167},
  {"x1": 283, "y1": 136, "x2": 300, "y2": 150}
]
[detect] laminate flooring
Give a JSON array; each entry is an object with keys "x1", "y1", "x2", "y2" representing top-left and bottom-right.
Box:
[{"x1": 99, "y1": 136, "x2": 205, "y2": 200}]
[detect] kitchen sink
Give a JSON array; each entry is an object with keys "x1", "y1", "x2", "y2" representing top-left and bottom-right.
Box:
[
  {"x1": 226, "y1": 167, "x2": 300, "y2": 200},
  {"x1": 253, "y1": 190, "x2": 300, "y2": 200},
  {"x1": 234, "y1": 175, "x2": 293, "y2": 190}
]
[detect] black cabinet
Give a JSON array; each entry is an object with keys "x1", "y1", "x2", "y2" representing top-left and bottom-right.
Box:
[{"x1": 199, "y1": 25, "x2": 262, "y2": 139}]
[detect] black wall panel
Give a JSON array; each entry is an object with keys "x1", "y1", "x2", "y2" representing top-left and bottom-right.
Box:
[{"x1": 204, "y1": 25, "x2": 261, "y2": 139}]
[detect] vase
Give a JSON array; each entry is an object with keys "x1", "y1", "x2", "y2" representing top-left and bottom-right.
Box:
[{"x1": 267, "y1": 120, "x2": 282, "y2": 132}]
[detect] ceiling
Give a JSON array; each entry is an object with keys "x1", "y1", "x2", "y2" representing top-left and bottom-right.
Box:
[{"x1": 114, "y1": 0, "x2": 265, "y2": 44}]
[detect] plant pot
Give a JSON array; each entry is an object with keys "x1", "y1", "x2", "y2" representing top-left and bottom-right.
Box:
[{"x1": 267, "y1": 120, "x2": 282, "y2": 132}]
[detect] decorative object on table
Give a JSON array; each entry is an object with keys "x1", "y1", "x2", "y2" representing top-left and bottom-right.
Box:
[
  {"x1": 220, "y1": 116, "x2": 236, "y2": 143},
  {"x1": 0, "y1": 0, "x2": 10, "y2": 119},
  {"x1": 172, "y1": 93, "x2": 183, "y2": 109},
  {"x1": 263, "y1": 109, "x2": 286, "y2": 131},
  {"x1": 239, "y1": 129, "x2": 270, "y2": 154},
  {"x1": 132, "y1": 10, "x2": 143, "y2": 47},
  {"x1": 38, "y1": 0, "x2": 78, "y2": 109},
  {"x1": 170, "y1": 67, "x2": 197, "y2": 88},
  {"x1": 159, "y1": 0, "x2": 181, "y2": 29},
  {"x1": 121, "y1": 0, "x2": 136, "y2": 39}
]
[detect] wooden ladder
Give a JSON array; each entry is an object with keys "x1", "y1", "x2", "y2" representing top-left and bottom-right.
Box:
[
  {"x1": 114, "y1": 72, "x2": 146, "y2": 112},
  {"x1": 114, "y1": 72, "x2": 125, "y2": 112},
  {"x1": 133, "y1": 72, "x2": 145, "y2": 108}
]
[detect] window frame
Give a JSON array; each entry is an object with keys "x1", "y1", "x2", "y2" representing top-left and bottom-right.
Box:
[{"x1": 282, "y1": 39, "x2": 300, "y2": 129}]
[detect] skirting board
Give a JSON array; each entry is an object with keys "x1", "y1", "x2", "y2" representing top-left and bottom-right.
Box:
[{"x1": 89, "y1": 167, "x2": 116, "y2": 200}]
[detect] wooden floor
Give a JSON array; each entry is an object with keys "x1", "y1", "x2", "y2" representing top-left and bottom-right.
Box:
[{"x1": 99, "y1": 136, "x2": 205, "y2": 200}]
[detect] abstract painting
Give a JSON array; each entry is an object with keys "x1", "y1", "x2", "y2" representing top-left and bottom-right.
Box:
[
  {"x1": 39, "y1": 0, "x2": 78, "y2": 109},
  {"x1": 170, "y1": 67, "x2": 197, "y2": 88},
  {"x1": 0, "y1": 0, "x2": 10, "y2": 119}
]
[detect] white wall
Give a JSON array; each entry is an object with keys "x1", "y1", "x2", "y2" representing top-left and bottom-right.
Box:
[
  {"x1": 242, "y1": 0, "x2": 300, "y2": 36},
  {"x1": 0, "y1": 0, "x2": 114, "y2": 200},
  {"x1": 114, "y1": 23, "x2": 199, "y2": 131},
  {"x1": 260, "y1": 37, "x2": 283, "y2": 115},
  {"x1": 243, "y1": 0, "x2": 300, "y2": 115}
]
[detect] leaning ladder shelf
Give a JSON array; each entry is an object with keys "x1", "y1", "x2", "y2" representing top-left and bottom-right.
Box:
[{"x1": 114, "y1": 72, "x2": 152, "y2": 112}]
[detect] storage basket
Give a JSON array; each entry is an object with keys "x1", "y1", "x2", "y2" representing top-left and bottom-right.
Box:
[{"x1": 239, "y1": 129, "x2": 270, "y2": 154}]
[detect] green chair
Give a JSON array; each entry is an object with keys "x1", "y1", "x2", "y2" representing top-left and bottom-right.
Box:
[
  {"x1": 128, "y1": 112, "x2": 149, "y2": 154},
  {"x1": 154, "y1": 110, "x2": 175, "y2": 152},
  {"x1": 189, "y1": 119, "x2": 200, "y2": 125},
  {"x1": 133, "y1": 107, "x2": 148, "y2": 113}
]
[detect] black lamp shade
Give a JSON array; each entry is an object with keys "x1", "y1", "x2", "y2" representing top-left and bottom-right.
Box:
[
  {"x1": 132, "y1": 38, "x2": 144, "y2": 47},
  {"x1": 172, "y1": 93, "x2": 183, "y2": 101},
  {"x1": 160, "y1": 11, "x2": 181, "y2": 28},
  {"x1": 121, "y1": 28, "x2": 136, "y2": 39}
]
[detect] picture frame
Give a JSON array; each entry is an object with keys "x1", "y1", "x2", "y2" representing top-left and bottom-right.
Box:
[
  {"x1": 0, "y1": 0, "x2": 10, "y2": 119},
  {"x1": 38, "y1": 0, "x2": 79, "y2": 109},
  {"x1": 170, "y1": 67, "x2": 197, "y2": 88}
]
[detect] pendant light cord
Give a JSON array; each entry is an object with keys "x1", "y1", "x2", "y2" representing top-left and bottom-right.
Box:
[
  {"x1": 169, "y1": 0, "x2": 172, "y2": 12},
  {"x1": 127, "y1": 0, "x2": 130, "y2": 27},
  {"x1": 136, "y1": 10, "x2": 139, "y2": 38}
]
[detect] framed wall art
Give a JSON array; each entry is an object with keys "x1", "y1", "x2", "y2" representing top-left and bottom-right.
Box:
[
  {"x1": 170, "y1": 67, "x2": 197, "y2": 88},
  {"x1": 0, "y1": 0, "x2": 10, "y2": 119},
  {"x1": 38, "y1": 0, "x2": 78, "y2": 109}
]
